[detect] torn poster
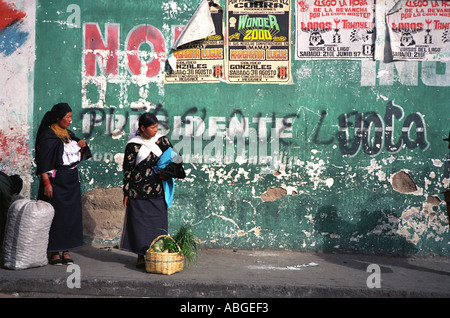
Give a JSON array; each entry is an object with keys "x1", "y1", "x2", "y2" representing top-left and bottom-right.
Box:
[
  {"x1": 295, "y1": 0, "x2": 375, "y2": 60},
  {"x1": 374, "y1": 0, "x2": 398, "y2": 61},
  {"x1": 171, "y1": 0, "x2": 215, "y2": 50},
  {"x1": 387, "y1": 0, "x2": 450, "y2": 61},
  {"x1": 226, "y1": 0, "x2": 292, "y2": 84},
  {"x1": 165, "y1": 0, "x2": 225, "y2": 83}
]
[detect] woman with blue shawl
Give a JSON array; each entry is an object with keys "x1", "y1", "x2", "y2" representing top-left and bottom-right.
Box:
[{"x1": 120, "y1": 113, "x2": 184, "y2": 268}]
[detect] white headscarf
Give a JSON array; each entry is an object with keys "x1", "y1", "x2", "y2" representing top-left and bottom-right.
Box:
[{"x1": 127, "y1": 120, "x2": 163, "y2": 166}]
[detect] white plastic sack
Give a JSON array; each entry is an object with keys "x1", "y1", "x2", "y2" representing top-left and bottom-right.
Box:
[{"x1": 2, "y1": 199, "x2": 54, "y2": 270}]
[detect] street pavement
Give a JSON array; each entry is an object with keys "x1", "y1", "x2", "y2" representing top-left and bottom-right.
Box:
[{"x1": 0, "y1": 244, "x2": 449, "y2": 299}]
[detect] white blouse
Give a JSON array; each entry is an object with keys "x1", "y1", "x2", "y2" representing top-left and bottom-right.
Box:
[{"x1": 62, "y1": 140, "x2": 81, "y2": 165}]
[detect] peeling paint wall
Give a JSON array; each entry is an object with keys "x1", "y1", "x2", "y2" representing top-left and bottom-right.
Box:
[
  {"x1": 1, "y1": 0, "x2": 448, "y2": 256},
  {"x1": 0, "y1": 0, "x2": 35, "y2": 197}
]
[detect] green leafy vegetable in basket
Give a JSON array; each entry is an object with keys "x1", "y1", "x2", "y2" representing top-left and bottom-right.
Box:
[{"x1": 162, "y1": 224, "x2": 198, "y2": 266}]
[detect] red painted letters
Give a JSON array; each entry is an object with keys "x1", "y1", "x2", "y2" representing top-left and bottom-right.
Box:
[
  {"x1": 126, "y1": 25, "x2": 165, "y2": 77},
  {"x1": 83, "y1": 23, "x2": 165, "y2": 78},
  {"x1": 84, "y1": 23, "x2": 119, "y2": 76}
]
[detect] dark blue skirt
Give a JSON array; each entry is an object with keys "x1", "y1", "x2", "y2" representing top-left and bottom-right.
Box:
[
  {"x1": 120, "y1": 196, "x2": 168, "y2": 255},
  {"x1": 38, "y1": 166, "x2": 83, "y2": 252}
]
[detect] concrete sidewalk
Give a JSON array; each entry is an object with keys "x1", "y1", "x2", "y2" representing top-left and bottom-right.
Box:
[{"x1": 0, "y1": 244, "x2": 449, "y2": 298}]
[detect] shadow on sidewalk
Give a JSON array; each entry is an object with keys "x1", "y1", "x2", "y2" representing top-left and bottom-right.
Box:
[{"x1": 314, "y1": 205, "x2": 450, "y2": 277}]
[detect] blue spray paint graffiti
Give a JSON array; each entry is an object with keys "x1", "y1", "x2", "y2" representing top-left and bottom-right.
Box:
[{"x1": 0, "y1": 0, "x2": 28, "y2": 56}]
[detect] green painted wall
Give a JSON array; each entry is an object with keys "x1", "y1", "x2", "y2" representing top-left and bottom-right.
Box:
[{"x1": 33, "y1": 0, "x2": 449, "y2": 256}]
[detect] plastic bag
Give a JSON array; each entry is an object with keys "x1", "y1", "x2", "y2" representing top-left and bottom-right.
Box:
[{"x1": 2, "y1": 199, "x2": 54, "y2": 270}]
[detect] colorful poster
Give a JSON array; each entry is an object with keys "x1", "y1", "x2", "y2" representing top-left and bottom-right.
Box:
[
  {"x1": 226, "y1": 0, "x2": 292, "y2": 84},
  {"x1": 295, "y1": 0, "x2": 375, "y2": 60},
  {"x1": 165, "y1": 3, "x2": 225, "y2": 83},
  {"x1": 387, "y1": 0, "x2": 450, "y2": 61}
]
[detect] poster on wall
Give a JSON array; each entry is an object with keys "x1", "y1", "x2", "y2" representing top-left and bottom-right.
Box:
[
  {"x1": 226, "y1": 0, "x2": 292, "y2": 84},
  {"x1": 387, "y1": 0, "x2": 450, "y2": 61},
  {"x1": 295, "y1": 0, "x2": 375, "y2": 60},
  {"x1": 164, "y1": 2, "x2": 225, "y2": 83}
]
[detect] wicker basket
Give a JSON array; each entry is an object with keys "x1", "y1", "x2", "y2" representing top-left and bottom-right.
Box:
[{"x1": 145, "y1": 235, "x2": 184, "y2": 275}]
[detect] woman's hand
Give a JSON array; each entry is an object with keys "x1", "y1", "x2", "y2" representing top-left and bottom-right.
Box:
[
  {"x1": 123, "y1": 196, "x2": 129, "y2": 208},
  {"x1": 41, "y1": 174, "x2": 53, "y2": 198},
  {"x1": 44, "y1": 184, "x2": 53, "y2": 198},
  {"x1": 77, "y1": 140, "x2": 87, "y2": 148},
  {"x1": 77, "y1": 140, "x2": 87, "y2": 156},
  {"x1": 158, "y1": 171, "x2": 168, "y2": 180}
]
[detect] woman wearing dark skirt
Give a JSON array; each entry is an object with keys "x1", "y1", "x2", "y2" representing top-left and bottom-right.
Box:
[
  {"x1": 35, "y1": 103, "x2": 91, "y2": 265},
  {"x1": 120, "y1": 113, "x2": 172, "y2": 268}
]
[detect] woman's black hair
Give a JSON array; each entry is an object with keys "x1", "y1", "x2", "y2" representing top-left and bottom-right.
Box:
[
  {"x1": 36, "y1": 102, "x2": 72, "y2": 141},
  {"x1": 138, "y1": 113, "x2": 158, "y2": 131}
]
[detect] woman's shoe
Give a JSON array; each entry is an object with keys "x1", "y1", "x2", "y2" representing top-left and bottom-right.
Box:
[
  {"x1": 62, "y1": 251, "x2": 74, "y2": 265},
  {"x1": 136, "y1": 255, "x2": 145, "y2": 268},
  {"x1": 49, "y1": 253, "x2": 62, "y2": 266},
  {"x1": 136, "y1": 262, "x2": 145, "y2": 269}
]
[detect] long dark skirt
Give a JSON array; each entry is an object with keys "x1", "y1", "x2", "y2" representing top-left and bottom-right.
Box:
[
  {"x1": 120, "y1": 196, "x2": 168, "y2": 256},
  {"x1": 38, "y1": 166, "x2": 83, "y2": 252}
]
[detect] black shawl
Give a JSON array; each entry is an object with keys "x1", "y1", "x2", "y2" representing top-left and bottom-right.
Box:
[{"x1": 35, "y1": 127, "x2": 92, "y2": 175}]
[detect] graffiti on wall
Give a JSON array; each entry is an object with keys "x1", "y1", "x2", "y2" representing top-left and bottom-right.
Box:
[
  {"x1": 0, "y1": 0, "x2": 28, "y2": 56},
  {"x1": 84, "y1": 23, "x2": 165, "y2": 78},
  {"x1": 0, "y1": 131, "x2": 30, "y2": 169},
  {"x1": 81, "y1": 22, "x2": 167, "y2": 112},
  {"x1": 81, "y1": 105, "x2": 294, "y2": 169},
  {"x1": 81, "y1": 99, "x2": 429, "y2": 170},
  {"x1": 0, "y1": 0, "x2": 35, "y2": 199},
  {"x1": 335, "y1": 101, "x2": 428, "y2": 156}
]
